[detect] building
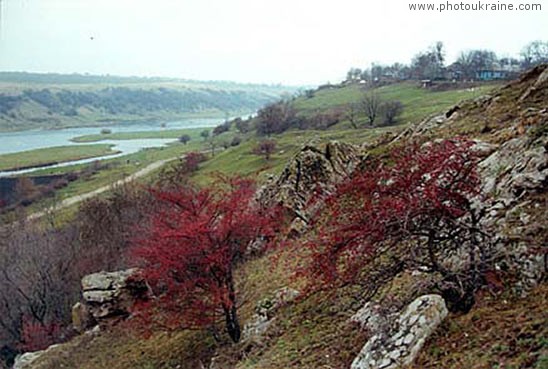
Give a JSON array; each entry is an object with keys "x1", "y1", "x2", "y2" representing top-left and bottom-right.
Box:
[{"x1": 475, "y1": 70, "x2": 510, "y2": 81}]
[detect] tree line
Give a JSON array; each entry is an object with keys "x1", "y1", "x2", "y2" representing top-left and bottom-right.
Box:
[{"x1": 345, "y1": 40, "x2": 548, "y2": 82}]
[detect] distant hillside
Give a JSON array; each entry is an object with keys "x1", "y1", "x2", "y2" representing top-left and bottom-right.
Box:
[{"x1": 0, "y1": 72, "x2": 299, "y2": 131}]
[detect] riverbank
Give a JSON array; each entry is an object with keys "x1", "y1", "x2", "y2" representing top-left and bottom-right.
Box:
[
  {"x1": 71, "y1": 127, "x2": 205, "y2": 142},
  {"x1": 0, "y1": 144, "x2": 119, "y2": 172}
]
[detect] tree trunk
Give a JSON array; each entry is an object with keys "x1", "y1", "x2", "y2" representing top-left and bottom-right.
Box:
[
  {"x1": 224, "y1": 304, "x2": 241, "y2": 343},
  {"x1": 223, "y1": 279, "x2": 241, "y2": 343}
]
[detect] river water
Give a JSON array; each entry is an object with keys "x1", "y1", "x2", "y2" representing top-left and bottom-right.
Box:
[{"x1": 0, "y1": 117, "x2": 223, "y2": 177}]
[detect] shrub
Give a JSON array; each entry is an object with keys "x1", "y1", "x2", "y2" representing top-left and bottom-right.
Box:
[
  {"x1": 178, "y1": 134, "x2": 191, "y2": 145},
  {"x1": 252, "y1": 140, "x2": 277, "y2": 161},
  {"x1": 302, "y1": 139, "x2": 494, "y2": 312},
  {"x1": 231, "y1": 136, "x2": 242, "y2": 147},
  {"x1": 213, "y1": 121, "x2": 231, "y2": 136},
  {"x1": 19, "y1": 320, "x2": 63, "y2": 352},
  {"x1": 382, "y1": 100, "x2": 404, "y2": 125},
  {"x1": 131, "y1": 178, "x2": 281, "y2": 342}
]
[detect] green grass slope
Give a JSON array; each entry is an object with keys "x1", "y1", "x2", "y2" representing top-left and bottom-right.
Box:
[{"x1": 0, "y1": 72, "x2": 298, "y2": 132}]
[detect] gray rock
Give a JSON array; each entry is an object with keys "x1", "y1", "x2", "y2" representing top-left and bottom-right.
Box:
[
  {"x1": 243, "y1": 287, "x2": 300, "y2": 341},
  {"x1": 13, "y1": 351, "x2": 44, "y2": 369},
  {"x1": 255, "y1": 141, "x2": 363, "y2": 237},
  {"x1": 71, "y1": 301, "x2": 95, "y2": 333},
  {"x1": 350, "y1": 302, "x2": 396, "y2": 333},
  {"x1": 351, "y1": 295, "x2": 448, "y2": 369},
  {"x1": 12, "y1": 344, "x2": 61, "y2": 369},
  {"x1": 79, "y1": 268, "x2": 149, "y2": 325}
]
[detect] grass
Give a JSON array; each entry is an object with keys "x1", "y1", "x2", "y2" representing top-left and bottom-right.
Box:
[
  {"x1": 71, "y1": 128, "x2": 206, "y2": 142},
  {"x1": 294, "y1": 82, "x2": 499, "y2": 126},
  {"x1": 192, "y1": 125, "x2": 399, "y2": 186},
  {"x1": 410, "y1": 284, "x2": 548, "y2": 369},
  {"x1": 0, "y1": 144, "x2": 118, "y2": 171}
]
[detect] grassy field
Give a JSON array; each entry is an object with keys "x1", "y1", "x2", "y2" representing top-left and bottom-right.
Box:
[
  {"x1": 293, "y1": 82, "x2": 498, "y2": 126},
  {"x1": 71, "y1": 127, "x2": 207, "y2": 142},
  {"x1": 0, "y1": 144, "x2": 119, "y2": 171}
]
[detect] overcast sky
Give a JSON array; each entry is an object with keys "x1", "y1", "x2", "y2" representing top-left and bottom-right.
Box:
[{"x1": 0, "y1": 0, "x2": 546, "y2": 85}]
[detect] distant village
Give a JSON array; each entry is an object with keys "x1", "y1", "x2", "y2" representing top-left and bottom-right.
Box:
[{"x1": 342, "y1": 40, "x2": 546, "y2": 86}]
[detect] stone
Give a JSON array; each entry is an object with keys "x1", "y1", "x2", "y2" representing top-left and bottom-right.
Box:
[
  {"x1": 350, "y1": 302, "x2": 395, "y2": 333},
  {"x1": 255, "y1": 141, "x2": 363, "y2": 238},
  {"x1": 13, "y1": 351, "x2": 43, "y2": 369},
  {"x1": 12, "y1": 344, "x2": 61, "y2": 369},
  {"x1": 242, "y1": 287, "x2": 300, "y2": 341},
  {"x1": 519, "y1": 64, "x2": 548, "y2": 101},
  {"x1": 351, "y1": 295, "x2": 448, "y2": 369},
  {"x1": 79, "y1": 268, "x2": 149, "y2": 325},
  {"x1": 71, "y1": 302, "x2": 95, "y2": 333}
]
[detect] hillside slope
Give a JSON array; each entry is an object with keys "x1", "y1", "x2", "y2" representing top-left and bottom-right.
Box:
[
  {"x1": 10, "y1": 67, "x2": 547, "y2": 369},
  {"x1": 0, "y1": 72, "x2": 297, "y2": 131}
]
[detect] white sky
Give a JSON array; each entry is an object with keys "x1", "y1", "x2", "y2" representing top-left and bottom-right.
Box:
[{"x1": 0, "y1": 0, "x2": 546, "y2": 85}]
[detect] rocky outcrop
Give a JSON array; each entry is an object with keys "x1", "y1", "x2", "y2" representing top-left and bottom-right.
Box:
[
  {"x1": 351, "y1": 295, "x2": 448, "y2": 369},
  {"x1": 478, "y1": 134, "x2": 547, "y2": 292},
  {"x1": 242, "y1": 287, "x2": 300, "y2": 342},
  {"x1": 74, "y1": 268, "x2": 149, "y2": 330},
  {"x1": 519, "y1": 64, "x2": 548, "y2": 101},
  {"x1": 256, "y1": 141, "x2": 363, "y2": 236},
  {"x1": 393, "y1": 113, "x2": 449, "y2": 141}
]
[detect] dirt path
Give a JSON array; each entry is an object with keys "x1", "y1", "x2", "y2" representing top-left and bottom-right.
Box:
[{"x1": 28, "y1": 157, "x2": 177, "y2": 221}]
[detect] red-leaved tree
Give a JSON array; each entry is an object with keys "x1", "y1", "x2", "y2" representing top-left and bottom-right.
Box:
[
  {"x1": 131, "y1": 178, "x2": 280, "y2": 342},
  {"x1": 304, "y1": 138, "x2": 493, "y2": 312},
  {"x1": 252, "y1": 140, "x2": 277, "y2": 161}
]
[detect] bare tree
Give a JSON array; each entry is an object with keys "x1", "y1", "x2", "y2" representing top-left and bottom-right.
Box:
[
  {"x1": 382, "y1": 100, "x2": 404, "y2": 125},
  {"x1": 521, "y1": 40, "x2": 548, "y2": 68},
  {"x1": 457, "y1": 50, "x2": 498, "y2": 79},
  {"x1": 361, "y1": 90, "x2": 381, "y2": 126},
  {"x1": 346, "y1": 102, "x2": 360, "y2": 129}
]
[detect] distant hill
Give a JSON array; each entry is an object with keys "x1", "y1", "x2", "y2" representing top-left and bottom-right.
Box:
[{"x1": 0, "y1": 72, "x2": 299, "y2": 131}]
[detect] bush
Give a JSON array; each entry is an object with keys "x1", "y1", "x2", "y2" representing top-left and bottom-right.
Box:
[
  {"x1": 213, "y1": 121, "x2": 231, "y2": 136},
  {"x1": 302, "y1": 139, "x2": 494, "y2": 312},
  {"x1": 178, "y1": 134, "x2": 191, "y2": 145},
  {"x1": 252, "y1": 140, "x2": 277, "y2": 160},
  {"x1": 382, "y1": 100, "x2": 404, "y2": 125},
  {"x1": 231, "y1": 136, "x2": 242, "y2": 147},
  {"x1": 131, "y1": 178, "x2": 281, "y2": 343}
]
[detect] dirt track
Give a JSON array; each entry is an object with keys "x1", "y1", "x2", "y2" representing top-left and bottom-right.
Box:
[{"x1": 28, "y1": 157, "x2": 177, "y2": 221}]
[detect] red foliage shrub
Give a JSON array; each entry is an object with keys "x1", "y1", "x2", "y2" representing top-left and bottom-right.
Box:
[
  {"x1": 252, "y1": 140, "x2": 277, "y2": 161},
  {"x1": 183, "y1": 151, "x2": 206, "y2": 172},
  {"x1": 19, "y1": 319, "x2": 62, "y2": 352},
  {"x1": 131, "y1": 177, "x2": 281, "y2": 342},
  {"x1": 303, "y1": 138, "x2": 492, "y2": 312}
]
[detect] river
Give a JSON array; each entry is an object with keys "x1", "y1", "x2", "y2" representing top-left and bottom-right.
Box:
[{"x1": 0, "y1": 117, "x2": 223, "y2": 177}]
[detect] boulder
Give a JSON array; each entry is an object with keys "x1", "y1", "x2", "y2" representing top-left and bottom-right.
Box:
[
  {"x1": 350, "y1": 301, "x2": 396, "y2": 334},
  {"x1": 78, "y1": 268, "x2": 149, "y2": 326},
  {"x1": 393, "y1": 114, "x2": 448, "y2": 141},
  {"x1": 71, "y1": 302, "x2": 95, "y2": 333},
  {"x1": 13, "y1": 350, "x2": 44, "y2": 369},
  {"x1": 12, "y1": 344, "x2": 62, "y2": 369},
  {"x1": 351, "y1": 295, "x2": 448, "y2": 369}
]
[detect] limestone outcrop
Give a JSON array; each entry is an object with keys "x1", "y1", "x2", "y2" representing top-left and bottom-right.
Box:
[
  {"x1": 351, "y1": 295, "x2": 448, "y2": 369},
  {"x1": 73, "y1": 268, "x2": 149, "y2": 331},
  {"x1": 256, "y1": 141, "x2": 363, "y2": 236}
]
